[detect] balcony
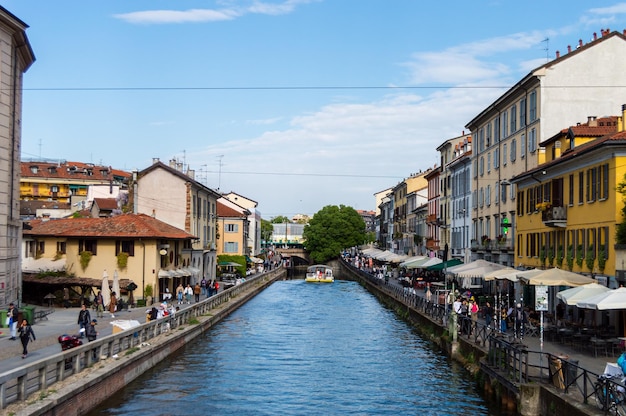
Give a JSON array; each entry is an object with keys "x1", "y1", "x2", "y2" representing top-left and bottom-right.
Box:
[
  {"x1": 541, "y1": 205, "x2": 567, "y2": 228},
  {"x1": 426, "y1": 214, "x2": 437, "y2": 224}
]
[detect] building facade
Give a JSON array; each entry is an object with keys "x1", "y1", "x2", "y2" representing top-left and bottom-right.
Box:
[{"x1": 0, "y1": 6, "x2": 34, "y2": 308}]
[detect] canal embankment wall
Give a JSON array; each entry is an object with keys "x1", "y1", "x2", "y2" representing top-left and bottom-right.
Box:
[{"x1": 5, "y1": 268, "x2": 286, "y2": 416}]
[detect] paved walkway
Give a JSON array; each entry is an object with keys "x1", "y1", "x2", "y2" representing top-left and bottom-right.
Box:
[{"x1": 0, "y1": 301, "x2": 196, "y2": 373}]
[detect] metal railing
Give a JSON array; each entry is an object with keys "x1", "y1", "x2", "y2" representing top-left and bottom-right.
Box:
[
  {"x1": 0, "y1": 268, "x2": 283, "y2": 410},
  {"x1": 342, "y1": 257, "x2": 612, "y2": 413}
]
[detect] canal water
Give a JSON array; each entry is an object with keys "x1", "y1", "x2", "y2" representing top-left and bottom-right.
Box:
[{"x1": 89, "y1": 279, "x2": 504, "y2": 415}]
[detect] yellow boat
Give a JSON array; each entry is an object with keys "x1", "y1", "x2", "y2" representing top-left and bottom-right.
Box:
[{"x1": 305, "y1": 265, "x2": 334, "y2": 283}]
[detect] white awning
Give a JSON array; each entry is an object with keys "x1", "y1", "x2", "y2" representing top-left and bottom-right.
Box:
[{"x1": 158, "y1": 269, "x2": 172, "y2": 279}]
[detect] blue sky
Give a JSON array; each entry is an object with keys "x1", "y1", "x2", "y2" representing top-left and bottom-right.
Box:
[{"x1": 6, "y1": 1, "x2": 626, "y2": 218}]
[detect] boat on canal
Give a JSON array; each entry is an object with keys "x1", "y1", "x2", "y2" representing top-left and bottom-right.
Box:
[{"x1": 305, "y1": 264, "x2": 334, "y2": 283}]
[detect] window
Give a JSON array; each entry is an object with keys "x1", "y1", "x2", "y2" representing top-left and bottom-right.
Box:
[
  {"x1": 529, "y1": 128, "x2": 537, "y2": 153},
  {"x1": 511, "y1": 138, "x2": 517, "y2": 162},
  {"x1": 502, "y1": 112, "x2": 508, "y2": 139},
  {"x1": 494, "y1": 148, "x2": 500, "y2": 169},
  {"x1": 115, "y1": 240, "x2": 135, "y2": 256},
  {"x1": 495, "y1": 181, "x2": 499, "y2": 204},
  {"x1": 56, "y1": 241, "x2": 66, "y2": 255},
  {"x1": 520, "y1": 98, "x2": 527, "y2": 127},
  {"x1": 226, "y1": 224, "x2": 239, "y2": 233},
  {"x1": 480, "y1": 157, "x2": 484, "y2": 176},
  {"x1": 30, "y1": 165, "x2": 38, "y2": 174},
  {"x1": 578, "y1": 171, "x2": 584, "y2": 204},
  {"x1": 521, "y1": 134, "x2": 526, "y2": 158},
  {"x1": 486, "y1": 124, "x2": 491, "y2": 148},
  {"x1": 503, "y1": 143, "x2": 508, "y2": 165},
  {"x1": 486, "y1": 185, "x2": 491, "y2": 206},
  {"x1": 494, "y1": 117, "x2": 500, "y2": 143},
  {"x1": 78, "y1": 239, "x2": 97, "y2": 255},
  {"x1": 487, "y1": 153, "x2": 491, "y2": 173},
  {"x1": 510, "y1": 105, "x2": 517, "y2": 133},
  {"x1": 479, "y1": 188, "x2": 484, "y2": 208},
  {"x1": 568, "y1": 174, "x2": 574, "y2": 205},
  {"x1": 529, "y1": 90, "x2": 537, "y2": 122},
  {"x1": 473, "y1": 159, "x2": 478, "y2": 178},
  {"x1": 587, "y1": 167, "x2": 597, "y2": 202},
  {"x1": 37, "y1": 241, "x2": 45, "y2": 256},
  {"x1": 224, "y1": 242, "x2": 239, "y2": 253},
  {"x1": 602, "y1": 163, "x2": 609, "y2": 200},
  {"x1": 479, "y1": 128, "x2": 485, "y2": 152}
]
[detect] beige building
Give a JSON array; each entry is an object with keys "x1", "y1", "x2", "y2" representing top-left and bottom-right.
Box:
[
  {"x1": 222, "y1": 192, "x2": 262, "y2": 256},
  {"x1": 136, "y1": 159, "x2": 221, "y2": 283},
  {"x1": 22, "y1": 214, "x2": 196, "y2": 302},
  {"x1": 0, "y1": 6, "x2": 34, "y2": 308},
  {"x1": 216, "y1": 198, "x2": 250, "y2": 256},
  {"x1": 465, "y1": 29, "x2": 626, "y2": 266}
]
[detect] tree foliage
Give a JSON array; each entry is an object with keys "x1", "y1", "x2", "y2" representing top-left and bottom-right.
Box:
[
  {"x1": 303, "y1": 205, "x2": 366, "y2": 263},
  {"x1": 261, "y1": 219, "x2": 274, "y2": 243},
  {"x1": 270, "y1": 216, "x2": 291, "y2": 224}
]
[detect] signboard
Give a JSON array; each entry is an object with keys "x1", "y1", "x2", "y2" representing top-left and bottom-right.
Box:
[{"x1": 535, "y1": 285, "x2": 548, "y2": 311}]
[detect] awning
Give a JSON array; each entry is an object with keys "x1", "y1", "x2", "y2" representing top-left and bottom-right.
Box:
[
  {"x1": 158, "y1": 269, "x2": 172, "y2": 279},
  {"x1": 426, "y1": 259, "x2": 463, "y2": 271}
]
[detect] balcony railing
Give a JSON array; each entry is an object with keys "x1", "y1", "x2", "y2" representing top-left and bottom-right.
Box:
[{"x1": 541, "y1": 205, "x2": 567, "y2": 228}]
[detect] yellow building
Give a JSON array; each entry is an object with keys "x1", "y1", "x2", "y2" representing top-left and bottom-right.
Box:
[
  {"x1": 512, "y1": 109, "x2": 625, "y2": 283},
  {"x1": 216, "y1": 198, "x2": 250, "y2": 256},
  {"x1": 20, "y1": 160, "x2": 131, "y2": 203},
  {"x1": 22, "y1": 213, "x2": 196, "y2": 302}
]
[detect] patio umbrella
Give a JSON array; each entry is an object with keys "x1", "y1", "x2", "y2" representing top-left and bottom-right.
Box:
[
  {"x1": 112, "y1": 270, "x2": 121, "y2": 300},
  {"x1": 400, "y1": 256, "x2": 427, "y2": 268},
  {"x1": 414, "y1": 257, "x2": 442, "y2": 269},
  {"x1": 101, "y1": 270, "x2": 111, "y2": 311},
  {"x1": 556, "y1": 283, "x2": 611, "y2": 306},
  {"x1": 577, "y1": 287, "x2": 626, "y2": 310},
  {"x1": 518, "y1": 267, "x2": 595, "y2": 287},
  {"x1": 484, "y1": 267, "x2": 518, "y2": 281}
]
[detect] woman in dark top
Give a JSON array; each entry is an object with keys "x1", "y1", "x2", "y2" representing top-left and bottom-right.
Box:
[{"x1": 18, "y1": 319, "x2": 36, "y2": 358}]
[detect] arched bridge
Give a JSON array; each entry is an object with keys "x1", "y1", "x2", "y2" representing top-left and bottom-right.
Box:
[{"x1": 275, "y1": 247, "x2": 310, "y2": 266}]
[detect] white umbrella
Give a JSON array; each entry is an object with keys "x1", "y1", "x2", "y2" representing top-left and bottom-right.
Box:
[
  {"x1": 101, "y1": 269, "x2": 111, "y2": 310},
  {"x1": 577, "y1": 287, "x2": 626, "y2": 310},
  {"x1": 112, "y1": 270, "x2": 121, "y2": 300},
  {"x1": 556, "y1": 283, "x2": 611, "y2": 306},
  {"x1": 484, "y1": 267, "x2": 518, "y2": 282},
  {"x1": 518, "y1": 267, "x2": 595, "y2": 287}
]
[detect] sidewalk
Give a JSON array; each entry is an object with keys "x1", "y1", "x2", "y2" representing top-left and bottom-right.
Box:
[{"x1": 0, "y1": 301, "x2": 195, "y2": 373}]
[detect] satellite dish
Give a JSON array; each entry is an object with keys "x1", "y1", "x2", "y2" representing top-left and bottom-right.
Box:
[{"x1": 159, "y1": 249, "x2": 167, "y2": 256}]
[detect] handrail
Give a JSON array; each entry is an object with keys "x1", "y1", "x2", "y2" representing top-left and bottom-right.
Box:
[
  {"x1": 340, "y1": 257, "x2": 608, "y2": 411},
  {"x1": 0, "y1": 268, "x2": 284, "y2": 409}
]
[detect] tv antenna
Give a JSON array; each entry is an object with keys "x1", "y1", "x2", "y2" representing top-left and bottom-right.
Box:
[
  {"x1": 542, "y1": 37, "x2": 550, "y2": 61},
  {"x1": 217, "y1": 155, "x2": 224, "y2": 191}
]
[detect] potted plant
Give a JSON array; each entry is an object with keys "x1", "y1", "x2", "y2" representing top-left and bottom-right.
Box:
[
  {"x1": 145, "y1": 284, "x2": 153, "y2": 306},
  {"x1": 576, "y1": 244, "x2": 584, "y2": 268},
  {"x1": 117, "y1": 252, "x2": 129, "y2": 269},
  {"x1": 598, "y1": 245, "x2": 607, "y2": 273},
  {"x1": 585, "y1": 245, "x2": 596, "y2": 271},
  {"x1": 79, "y1": 251, "x2": 92, "y2": 270}
]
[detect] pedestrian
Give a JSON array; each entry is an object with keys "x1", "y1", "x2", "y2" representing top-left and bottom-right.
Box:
[
  {"x1": 163, "y1": 288, "x2": 172, "y2": 302},
  {"x1": 77, "y1": 304, "x2": 91, "y2": 338},
  {"x1": 176, "y1": 283, "x2": 184, "y2": 304},
  {"x1": 184, "y1": 284, "x2": 193, "y2": 304},
  {"x1": 95, "y1": 291, "x2": 104, "y2": 318},
  {"x1": 194, "y1": 283, "x2": 201, "y2": 302},
  {"x1": 425, "y1": 284, "x2": 432, "y2": 303},
  {"x1": 484, "y1": 301, "x2": 494, "y2": 329},
  {"x1": 469, "y1": 297, "x2": 479, "y2": 335},
  {"x1": 18, "y1": 319, "x2": 35, "y2": 358},
  {"x1": 85, "y1": 318, "x2": 98, "y2": 361},
  {"x1": 514, "y1": 303, "x2": 529, "y2": 339},
  {"x1": 86, "y1": 319, "x2": 98, "y2": 341},
  {"x1": 500, "y1": 307, "x2": 508, "y2": 333},
  {"x1": 7, "y1": 302, "x2": 18, "y2": 340},
  {"x1": 200, "y1": 277, "x2": 207, "y2": 296},
  {"x1": 213, "y1": 280, "x2": 220, "y2": 294},
  {"x1": 109, "y1": 291, "x2": 117, "y2": 318}
]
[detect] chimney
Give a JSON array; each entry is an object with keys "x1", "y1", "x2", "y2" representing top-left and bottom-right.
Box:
[
  {"x1": 176, "y1": 162, "x2": 183, "y2": 171},
  {"x1": 567, "y1": 45, "x2": 571, "y2": 53},
  {"x1": 593, "y1": 32, "x2": 597, "y2": 41},
  {"x1": 556, "y1": 50, "x2": 560, "y2": 59},
  {"x1": 152, "y1": 157, "x2": 160, "y2": 165},
  {"x1": 588, "y1": 116, "x2": 598, "y2": 127},
  {"x1": 578, "y1": 39, "x2": 583, "y2": 48},
  {"x1": 169, "y1": 159, "x2": 177, "y2": 168},
  {"x1": 187, "y1": 169, "x2": 195, "y2": 180},
  {"x1": 621, "y1": 104, "x2": 626, "y2": 132}
]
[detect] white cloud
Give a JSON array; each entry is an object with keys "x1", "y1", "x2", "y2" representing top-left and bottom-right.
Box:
[
  {"x1": 113, "y1": 0, "x2": 318, "y2": 24},
  {"x1": 588, "y1": 3, "x2": 626, "y2": 15}
]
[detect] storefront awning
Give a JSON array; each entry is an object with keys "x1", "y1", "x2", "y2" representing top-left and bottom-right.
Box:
[{"x1": 426, "y1": 259, "x2": 463, "y2": 271}]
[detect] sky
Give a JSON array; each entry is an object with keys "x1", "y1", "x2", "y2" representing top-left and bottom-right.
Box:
[{"x1": 5, "y1": 0, "x2": 626, "y2": 219}]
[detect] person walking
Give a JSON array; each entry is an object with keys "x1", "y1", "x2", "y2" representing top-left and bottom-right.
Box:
[
  {"x1": 95, "y1": 291, "x2": 104, "y2": 318},
  {"x1": 7, "y1": 302, "x2": 18, "y2": 340},
  {"x1": 213, "y1": 280, "x2": 220, "y2": 294},
  {"x1": 200, "y1": 277, "x2": 207, "y2": 296},
  {"x1": 18, "y1": 319, "x2": 35, "y2": 358},
  {"x1": 484, "y1": 301, "x2": 494, "y2": 330},
  {"x1": 109, "y1": 291, "x2": 117, "y2": 318},
  {"x1": 85, "y1": 318, "x2": 99, "y2": 361},
  {"x1": 194, "y1": 283, "x2": 201, "y2": 302},
  {"x1": 77, "y1": 304, "x2": 91, "y2": 338},
  {"x1": 184, "y1": 284, "x2": 193, "y2": 304},
  {"x1": 176, "y1": 283, "x2": 184, "y2": 305}
]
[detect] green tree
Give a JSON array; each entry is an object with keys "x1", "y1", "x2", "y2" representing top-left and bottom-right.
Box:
[
  {"x1": 261, "y1": 219, "x2": 274, "y2": 243},
  {"x1": 271, "y1": 216, "x2": 291, "y2": 224},
  {"x1": 303, "y1": 205, "x2": 366, "y2": 263}
]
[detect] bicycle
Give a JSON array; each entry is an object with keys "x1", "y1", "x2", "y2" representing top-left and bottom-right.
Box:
[{"x1": 594, "y1": 374, "x2": 626, "y2": 415}]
